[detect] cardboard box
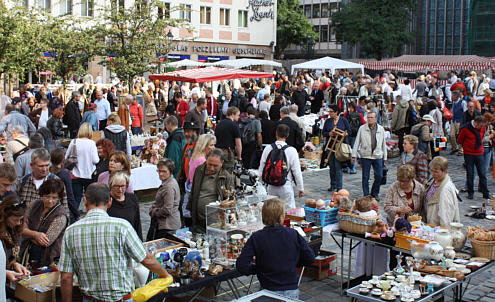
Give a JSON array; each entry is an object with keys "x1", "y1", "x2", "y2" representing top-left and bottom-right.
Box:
[
  {"x1": 302, "y1": 251, "x2": 338, "y2": 281},
  {"x1": 15, "y1": 272, "x2": 60, "y2": 302}
]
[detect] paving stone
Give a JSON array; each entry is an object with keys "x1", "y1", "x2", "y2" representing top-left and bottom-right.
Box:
[{"x1": 480, "y1": 297, "x2": 495, "y2": 302}]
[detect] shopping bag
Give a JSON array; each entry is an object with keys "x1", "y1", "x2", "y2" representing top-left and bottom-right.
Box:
[
  {"x1": 442, "y1": 107, "x2": 453, "y2": 121},
  {"x1": 132, "y1": 276, "x2": 173, "y2": 302}
]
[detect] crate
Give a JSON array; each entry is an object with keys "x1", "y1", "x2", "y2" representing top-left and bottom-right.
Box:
[
  {"x1": 395, "y1": 233, "x2": 430, "y2": 251},
  {"x1": 303, "y1": 201, "x2": 339, "y2": 227},
  {"x1": 302, "y1": 251, "x2": 337, "y2": 280}
]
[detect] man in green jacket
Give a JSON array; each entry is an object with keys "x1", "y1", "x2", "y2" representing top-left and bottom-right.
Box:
[
  {"x1": 164, "y1": 116, "x2": 185, "y2": 178},
  {"x1": 187, "y1": 148, "x2": 235, "y2": 233}
]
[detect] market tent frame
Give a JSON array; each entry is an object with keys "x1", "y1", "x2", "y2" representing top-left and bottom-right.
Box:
[
  {"x1": 360, "y1": 55, "x2": 495, "y2": 72},
  {"x1": 148, "y1": 66, "x2": 274, "y2": 83},
  {"x1": 166, "y1": 59, "x2": 209, "y2": 68},
  {"x1": 291, "y1": 56, "x2": 365, "y2": 75},
  {"x1": 209, "y1": 58, "x2": 282, "y2": 69}
]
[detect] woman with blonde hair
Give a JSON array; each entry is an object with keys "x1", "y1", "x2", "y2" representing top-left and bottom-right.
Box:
[
  {"x1": 66, "y1": 122, "x2": 99, "y2": 211},
  {"x1": 181, "y1": 134, "x2": 216, "y2": 226}
]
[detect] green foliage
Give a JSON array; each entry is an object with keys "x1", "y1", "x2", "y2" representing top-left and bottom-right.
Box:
[
  {"x1": 331, "y1": 0, "x2": 415, "y2": 60},
  {"x1": 43, "y1": 15, "x2": 100, "y2": 84},
  {"x1": 276, "y1": 0, "x2": 317, "y2": 59},
  {"x1": 96, "y1": 0, "x2": 192, "y2": 84}
]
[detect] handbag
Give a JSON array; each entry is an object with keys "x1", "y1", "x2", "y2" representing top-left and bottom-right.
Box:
[
  {"x1": 335, "y1": 143, "x2": 352, "y2": 162},
  {"x1": 65, "y1": 139, "x2": 78, "y2": 170}
]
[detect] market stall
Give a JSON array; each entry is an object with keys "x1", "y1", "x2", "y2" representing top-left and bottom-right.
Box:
[
  {"x1": 148, "y1": 66, "x2": 274, "y2": 83},
  {"x1": 291, "y1": 56, "x2": 365, "y2": 76},
  {"x1": 208, "y1": 58, "x2": 282, "y2": 69},
  {"x1": 360, "y1": 55, "x2": 495, "y2": 72}
]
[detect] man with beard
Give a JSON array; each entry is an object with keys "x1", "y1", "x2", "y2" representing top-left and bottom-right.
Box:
[{"x1": 176, "y1": 121, "x2": 200, "y2": 226}]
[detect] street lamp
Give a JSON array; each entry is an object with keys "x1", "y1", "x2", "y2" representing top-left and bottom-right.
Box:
[{"x1": 300, "y1": 35, "x2": 315, "y2": 60}]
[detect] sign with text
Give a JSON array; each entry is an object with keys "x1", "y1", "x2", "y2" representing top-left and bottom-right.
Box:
[{"x1": 247, "y1": 0, "x2": 275, "y2": 22}]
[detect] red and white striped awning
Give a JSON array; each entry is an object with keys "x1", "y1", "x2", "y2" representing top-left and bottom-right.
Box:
[
  {"x1": 360, "y1": 55, "x2": 495, "y2": 72},
  {"x1": 149, "y1": 66, "x2": 274, "y2": 83}
]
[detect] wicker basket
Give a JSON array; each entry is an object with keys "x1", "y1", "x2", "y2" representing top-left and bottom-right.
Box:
[
  {"x1": 337, "y1": 212, "x2": 378, "y2": 234},
  {"x1": 470, "y1": 238, "x2": 495, "y2": 260}
]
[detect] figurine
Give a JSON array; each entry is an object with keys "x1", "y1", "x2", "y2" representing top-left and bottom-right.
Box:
[{"x1": 366, "y1": 220, "x2": 394, "y2": 239}]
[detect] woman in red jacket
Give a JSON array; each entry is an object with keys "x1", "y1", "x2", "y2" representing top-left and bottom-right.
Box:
[{"x1": 175, "y1": 92, "x2": 189, "y2": 127}]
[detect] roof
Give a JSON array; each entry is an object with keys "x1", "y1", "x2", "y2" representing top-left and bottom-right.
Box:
[
  {"x1": 360, "y1": 55, "x2": 495, "y2": 71},
  {"x1": 291, "y1": 56, "x2": 364, "y2": 75},
  {"x1": 148, "y1": 66, "x2": 274, "y2": 83}
]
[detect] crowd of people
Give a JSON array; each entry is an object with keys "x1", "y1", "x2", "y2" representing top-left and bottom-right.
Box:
[{"x1": 0, "y1": 68, "x2": 491, "y2": 300}]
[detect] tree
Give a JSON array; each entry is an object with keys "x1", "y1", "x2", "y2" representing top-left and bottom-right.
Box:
[
  {"x1": 96, "y1": 0, "x2": 192, "y2": 87},
  {"x1": 331, "y1": 0, "x2": 415, "y2": 60},
  {"x1": 42, "y1": 15, "x2": 100, "y2": 84},
  {"x1": 275, "y1": 0, "x2": 317, "y2": 59}
]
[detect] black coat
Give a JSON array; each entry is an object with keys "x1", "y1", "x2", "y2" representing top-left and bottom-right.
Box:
[
  {"x1": 63, "y1": 100, "x2": 81, "y2": 131},
  {"x1": 278, "y1": 117, "x2": 303, "y2": 151},
  {"x1": 47, "y1": 116, "x2": 64, "y2": 139},
  {"x1": 311, "y1": 90, "x2": 324, "y2": 113},
  {"x1": 291, "y1": 89, "x2": 309, "y2": 116},
  {"x1": 269, "y1": 102, "x2": 283, "y2": 122}
]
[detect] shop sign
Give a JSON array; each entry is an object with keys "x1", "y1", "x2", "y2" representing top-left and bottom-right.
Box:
[
  {"x1": 247, "y1": 0, "x2": 275, "y2": 22},
  {"x1": 170, "y1": 44, "x2": 268, "y2": 56}
]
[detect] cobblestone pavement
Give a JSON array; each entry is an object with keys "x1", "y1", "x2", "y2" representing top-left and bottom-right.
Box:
[{"x1": 136, "y1": 145, "x2": 495, "y2": 301}]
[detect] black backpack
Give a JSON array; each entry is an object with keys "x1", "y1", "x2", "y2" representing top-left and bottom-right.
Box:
[
  {"x1": 262, "y1": 144, "x2": 290, "y2": 186},
  {"x1": 406, "y1": 105, "x2": 418, "y2": 127},
  {"x1": 241, "y1": 118, "x2": 255, "y2": 144},
  {"x1": 348, "y1": 112, "x2": 362, "y2": 137}
]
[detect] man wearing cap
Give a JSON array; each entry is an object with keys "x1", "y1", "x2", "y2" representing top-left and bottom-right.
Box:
[
  {"x1": 411, "y1": 114, "x2": 435, "y2": 159},
  {"x1": 81, "y1": 103, "x2": 98, "y2": 131},
  {"x1": 63, "y1": 92, "x2": 82, "y2": 138},
  {"x1": 94, "y1": 90, "x2": 111, "y2": 130},
  {"x1": 177, "y1": 121, "x2": 200, "y2": 226}
]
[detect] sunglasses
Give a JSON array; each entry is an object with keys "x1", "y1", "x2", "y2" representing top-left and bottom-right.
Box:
[{"x1": 8, "y1": 200, "x2": 26, "y2": 211}]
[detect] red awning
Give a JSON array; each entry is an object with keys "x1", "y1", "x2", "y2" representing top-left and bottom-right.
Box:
[
  {"x1": 148, "y1": 67, "x2": 274, "y2": 83},
  {"x1": 360, "y1": 55, "x2": 495, "y2": 72}
]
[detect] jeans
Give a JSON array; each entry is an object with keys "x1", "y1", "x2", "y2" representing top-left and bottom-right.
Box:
[
  {"x1": 329, "y1": 153, "x2": 343, "y2": 190},
  {"x1": 361, "y1": 158, "x2": 383, "y2": 197},
  {"x1": 132, "y1": 126, "x2": 143, "y2": 135},
  {"x1": 483, "y1": 147, "x2": 493, "y2": 177},
  {"x1": 349, "y1": 136, "x2": 358, "y2": 172},
  {"x1": 71, "y1": 178, "x2": 93, "y2": 214},
  {"x1": 465, "y1": 154, "x2": 489, "y2": 195},
  {"x1": 271, "y1": 289, "x2": 299, "y2": 299}
]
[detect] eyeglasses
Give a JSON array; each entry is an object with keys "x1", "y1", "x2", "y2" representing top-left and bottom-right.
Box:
[
  {"x1": 8, "y1": 200, "x2": 26, "y2": 211},
  {"x1": 113, "y1": 185, "x2": 127, "y2": 189}
]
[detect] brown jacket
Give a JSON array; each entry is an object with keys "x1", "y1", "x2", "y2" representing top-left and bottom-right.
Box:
[
  {"x1": 117, "y1": 104, "x2": 130, "y2": 131},
  {"x1": 188, "y1": 163, "x2": 234, "y2": 232},
  {"x1": 150, "y1": 176, "x2": 181, "y2": 231}
]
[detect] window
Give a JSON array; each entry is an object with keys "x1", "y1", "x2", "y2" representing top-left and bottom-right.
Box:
[
  {"x1": 304, "y1": 5, "x2": 311, "y2": 18},
  {"x1": 38, "y1": 0, "x2": 50, "y2": 10},
  {"x1": 60, "y1": 0, "x2": 72, "y2": 14},
  {"x1": 158, "y1": 2, "x2": 170, "y2": 19},
  {"x1": 111, "y1": 0, "x2": 125, "y2": 12},
  {"x1": 238, "y1": 10, "x2": 248, "y2": 27},
  {"x1": 312, "y1": 4, "x2": 320, "y2": 18},
  {"x1": 220, "y1": 8, "x2": 230, "y2": 26},
  {"x1": 81, "y1": 0, "x2": 93, "y2": 16},
  {"x1": 321, "y1": 3, "x2": 328, "y2": 18},
  {"x1": 320, "y1": 25, "x2": 328, "y2": 42},
  {"x1": 200, "y1": 6, "x2": 211, "y2": 24},
  {"x1": 180, "y1": 4, "x2": 191, "y2": 22}
]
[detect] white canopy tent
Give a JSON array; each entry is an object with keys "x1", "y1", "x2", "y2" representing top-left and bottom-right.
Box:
[
  {"x1": 166, "y1": 59, "x2": 207, "y2": 68},
  {"x1": 291, "y1": 56, "x2": 364, "y2": 75},
  {"x1": 209, "y1": 58, "x2": 282, "y2": 69}
]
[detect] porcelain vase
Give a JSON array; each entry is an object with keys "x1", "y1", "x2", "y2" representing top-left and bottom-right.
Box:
[
  {"x1": 444, "y1": 246, "x2": 455, "y2": 259},
  {"x1": 450, "y1": 222, "x2": 467, "y2": 252},
  {"x1": 426, "y1": 241, "x2": 444, "y2": 261},
  {"x1": 434, "y1": 229, "x2": 453, "y2": 249}
]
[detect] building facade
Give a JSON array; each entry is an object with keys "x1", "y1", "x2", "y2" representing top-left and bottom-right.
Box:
[
  {"x1": 468, "y1": 0, "x2": 495, "y2": 57},
  {"x1": 7, "y1": 0, "x2": 277, "y2": 82},
  {"x1": 283, "y1": 0, "x2": 342, "y2": 59},
  {"x1": 415, "y1": 0, "x2": 471, "y2": 55}
]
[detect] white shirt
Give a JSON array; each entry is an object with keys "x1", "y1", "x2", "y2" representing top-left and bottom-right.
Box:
[
  {"x1": 65, "y1": 138, "x2": 99, "y2": 179},
  {"x1": 399, "y1": 84, "x2": 413, "y2": 101},
  {"x1": 258, "y1": 100, "x2": 271, "y2": 114},
  {"x1": 39, "y1": 109, "x2": 49, "y2": 128},
  {"x1": 257, "y1": 141, "x2": 304, "y2": 192}
]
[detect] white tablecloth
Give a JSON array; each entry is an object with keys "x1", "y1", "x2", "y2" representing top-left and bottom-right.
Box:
[{"x1": 130, "y1": 163, "x2": 162, "y2": 191}]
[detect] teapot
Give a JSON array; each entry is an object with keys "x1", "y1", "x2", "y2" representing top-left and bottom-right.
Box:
[{"x1": 425, "y1": 241, "x2": 444, "y2": 261}]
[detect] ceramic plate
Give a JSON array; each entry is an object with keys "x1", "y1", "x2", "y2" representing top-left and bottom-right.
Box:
[
  {"x1": 401, "y1": 297, "x2": 414, "y2": 302},
  {"x1": 372, "y1": 290, "x2": 383, "y2": 296},
  {"x1": 455, "y1": 252, "x2": 472, "y2": 260},
  {"x1": 486, "y1": 215, "x2": 495, "y2": 220},
  {"x1": 359, "y1": 288, "x2": 370, "y2": 294},
  {"x1": 380, "y1": 294, "x2": 396, "y2": 301},
  {"x1": 471, "y1": 257, "x2": 490, "y2": 263}
]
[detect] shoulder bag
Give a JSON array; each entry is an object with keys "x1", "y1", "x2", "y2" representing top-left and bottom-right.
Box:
[{"x1": 65, "y1": 139, "x2": 78, "y2": 170}]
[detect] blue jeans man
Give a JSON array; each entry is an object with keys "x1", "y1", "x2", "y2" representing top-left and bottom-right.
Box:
[
  {"x1": 329, "y1": 153, "x2": 343, "y2": 191},
  {"x1": 464, "y1": 153, "x2": 489, "y2": 199},
  {"x1": 360, "y1": 158, "x2": 383, "y2": 198}
]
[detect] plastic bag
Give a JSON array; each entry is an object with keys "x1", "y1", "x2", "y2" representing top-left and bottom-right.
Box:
[{"x1": 132, "y1": 276, "x2": 173, "y2": 302}]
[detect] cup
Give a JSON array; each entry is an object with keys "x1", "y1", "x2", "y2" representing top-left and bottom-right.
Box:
[
  {"x1": 419, "y1": 284, "x2": 427, "y2": 294},
  {"x1": 372, "y1": 275, "x2": 380, "y2": 283},
  {"x1": 381, "y1": 280, "x2": 390, "y2": 291}
]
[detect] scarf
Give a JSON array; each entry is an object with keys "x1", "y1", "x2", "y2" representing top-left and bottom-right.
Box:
[{"x1": 466, "y1": 122, "x2": 482, "y2": 149}]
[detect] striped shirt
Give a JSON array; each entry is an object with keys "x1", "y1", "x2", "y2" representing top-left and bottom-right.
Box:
[{"x1": 58, "y1": 209, "x2": 146, "y2": 302}]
